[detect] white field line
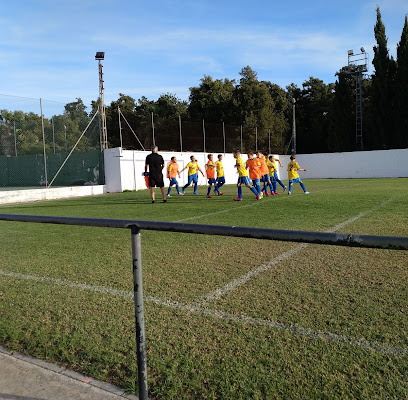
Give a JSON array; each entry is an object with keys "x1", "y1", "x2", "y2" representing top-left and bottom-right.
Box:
[
  {"x1": 196, "y1": 195, "x2": 401, "y2": 306},
  {"x1": 0, "y1": 269, "x2": 406, "y2": 357},
  {"x1": 176, "y1": 184, "x2": 360, "y2": 223}
]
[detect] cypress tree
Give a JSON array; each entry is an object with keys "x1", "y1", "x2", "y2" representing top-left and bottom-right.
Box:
[
  {"x1": 370, "y1": 6, "x2": 394, "y2": 149},
  {"x1": 395, "y1": 16, "x2": 408, "y2": 148}
]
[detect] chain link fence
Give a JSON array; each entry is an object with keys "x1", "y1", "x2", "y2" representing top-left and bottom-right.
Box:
[
  {"x1": 117, "y1": 110, "x2": 288, "y2": 155},
  {"x1": 0, "y1": 92, "x2": 290, "y2": 188},
  {"x1": 0, "y1": 94, "x2": 103, "y2": 188}
]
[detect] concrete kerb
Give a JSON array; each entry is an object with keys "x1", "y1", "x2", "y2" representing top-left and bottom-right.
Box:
[{"x1": 0, "y1": 345, "x2": 138, "y2": 400}]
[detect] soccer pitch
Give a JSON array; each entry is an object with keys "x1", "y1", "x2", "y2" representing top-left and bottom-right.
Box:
[{"x1": 0, "y1": 178, "x2": 407, "y2": 399}]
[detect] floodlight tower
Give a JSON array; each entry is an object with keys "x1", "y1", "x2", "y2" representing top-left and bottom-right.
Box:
[
  {"x1": 347, "y1": 48, "x2": 368, "y2": 150},
  {"x1": 95, "y1": 52, "x2": 108, "y2": 150}
]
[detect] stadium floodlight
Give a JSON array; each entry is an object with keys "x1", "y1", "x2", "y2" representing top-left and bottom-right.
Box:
[
  {"x1": 360, "y1": 47, "x2": 365, "y2": 53},
  {"x1": 347, "y1": 49, "x2": 354, "y2": 56},
  {"x1": 95, "y1": 52, "x2": 105, "y2": 60}
]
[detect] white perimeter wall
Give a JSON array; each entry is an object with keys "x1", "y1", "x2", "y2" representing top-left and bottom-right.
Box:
[
  {"x1": 104, "y1": 148, "x2": 408, "y2": 193},
  {"x1": 0, "y1": 185, "x2": 106, "y2": 205}
]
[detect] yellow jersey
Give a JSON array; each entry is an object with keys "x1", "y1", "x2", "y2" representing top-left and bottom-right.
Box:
[
  {"x1": 287, "y1": 161, "x2": 300, "y2": 180},
  {"x1": 186, "y1": 161, "x2": 199, "y2": 176},
  {"x1": 236, "y1": 156, "x2": 248, "y2": 177},
  {"x1": 215, "y1": 160, "x2": 224, "y2": 178},
  {"x1": 266, "y1": 159, "x2": 277, "y2": 176}
]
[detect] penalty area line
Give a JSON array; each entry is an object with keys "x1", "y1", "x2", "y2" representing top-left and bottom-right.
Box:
[
  {"x1": 0, "y1": 268, "x2": 406, "y2": 357},
  {"x1": 196, "y1": 194, "x2": 403, "y2": 306}
]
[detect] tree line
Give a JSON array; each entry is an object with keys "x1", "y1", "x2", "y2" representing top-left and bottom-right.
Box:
[{"x1": 1, "y1": 7, "x2": 407, "y2": 156}]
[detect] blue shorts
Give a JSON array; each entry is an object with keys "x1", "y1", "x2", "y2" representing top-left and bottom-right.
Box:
[
  {"x1": 252, "y1": 178, "x2": 260, "y2": 186},
  {"x1": 208, "y1": 178, "x2": 217, "y2": 185},
  {"x1": 169, "y1": 178, "x2": 178, "y2": 186},
  {"x1": 187, "y1": 174, "x2": 198, "y2": 185},
  {"x1": 217, "y1": 176, "x2": 225, "y2": 185},
  {"x1": 237, "y1": 176, "x2": 251, "y2": 185},
  {"x1": 261, "y1": 173, "x2": 271, "y2": 182},
  {"x1": 289, "y1": 177, "x2": 302, "y2": 184}
]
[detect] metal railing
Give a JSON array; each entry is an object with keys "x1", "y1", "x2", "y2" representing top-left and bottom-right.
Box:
[{"x1": 1, "y1": 213, "x2": 407, "y2": 400}]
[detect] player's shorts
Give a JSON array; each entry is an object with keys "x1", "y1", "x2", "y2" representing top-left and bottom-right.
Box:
[
  {"x1": 289, "y1": 177, "x2": 302, "y2": 184},
  {"x1": 207, "y1": 178, "x2": 217, "y2": 185},
  {"x1": 187, "y1": 173, "x2": 198, "y2": 185},
  {"x1": 261, "y1": 173, "x2": 271, "y2": 182},
  {"x1": 251, "y1": 178, "x2": 260, "y2": 186},
  {"x1": 169, "y1": 178, "x2": 178, "y2": 186},
  {"x1": 237, "y1": 176, "x2": 251, "y2": 185},
  {"x1": 149, "y1": 172, "x2": 164, "y2": 188},
  {"x1": 216, "y1": 176, "x2": 225, "y2": 185}
]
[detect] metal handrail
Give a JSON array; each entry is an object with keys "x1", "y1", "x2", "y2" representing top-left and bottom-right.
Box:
[
  {"x1": 0, "y1": 214, "x2": 407, "y2": 250},
  {"x1": 1, "y1": 213, "x2": 407, "y2": 399}
]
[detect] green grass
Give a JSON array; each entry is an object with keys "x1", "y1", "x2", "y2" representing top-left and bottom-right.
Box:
[{"x1": 0, "y1": 178, "x2": 407, "y2": 399}]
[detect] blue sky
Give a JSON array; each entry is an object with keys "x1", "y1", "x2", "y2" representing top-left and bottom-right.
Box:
[{"x1": 1, "y1": 0, "x2": 407, "y2": 110}]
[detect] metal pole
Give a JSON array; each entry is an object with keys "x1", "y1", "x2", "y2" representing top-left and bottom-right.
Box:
[
  {"x1": 64, "y1": 125, "x2": 67, "y2": 152},
  {"x1": 255, "y1": 127, "x2": 258, "y2": 151},
  {"x1": 240, "y1": 125, "x2": 243, "y2": 153},
  {"x1": 151, "y1": 112, "x2": 155, "y2": 146},
  {"x1": 51, "y1": 118, "x2": 55, "y2": 153},
  {"x1": 13, "y1": 121, "x2": 17, "y2": 157},
  {"x1": 98, "y1": 60, "x2": 108, "y2": 149},
  {"x1": 222, "y1": 121, "x2": 225, "y2": 154},
  {"x1": 202, "y1": 119, "x2": 206, "y2": 153},
  {"x1": 118, "y1": 106, "x2": 123, "y2": 149},
  {"x1": 130, "y1": 227, "x2": 148, "y2": 400},
  {"x1": 268, "y1": 129, "x2": 271, "y2": 155},
  {"x1": 179, "y1": 115, "x2": 183, "y2": 152},
  {"x1": 40, "y1": 98, "x2": 48, "y2": 186},
  {"x1": 292, "y1": 99, "x2": 296, "y2": 154},
  {"x1": 280, "y1": 130, "x2": 283, "y2": 154}
]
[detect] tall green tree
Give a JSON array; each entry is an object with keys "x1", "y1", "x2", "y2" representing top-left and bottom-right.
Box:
[
  {"x1": 105, "y1": 93, "x2": 137, "y2": 148},
  {"x1": 234, "y1": 66, "x2": 277, "y2": 151},
  {"x1": 370, "y1": 6, "x2": 395, "y2": 149},
  {"x1": 328, "y1": 68, "x2": 355, "y2": 152},
  {"x1": 394, "y1": 15, "x2": 408, "y2": 148},
  {"x1": 188, "y1": 75, "x2": 236, "y2": 123},
  {"x1": 292, "y1": 77, "x2": 334, "y2": 154}
]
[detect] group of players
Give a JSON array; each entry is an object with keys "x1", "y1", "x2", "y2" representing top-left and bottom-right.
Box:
[{"x1": 144, "y1": 145, "x2": 309, "y2": 203}]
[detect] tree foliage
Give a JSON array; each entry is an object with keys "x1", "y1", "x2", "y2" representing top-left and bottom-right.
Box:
[{"x1": 1, "y1": 7, "x2": 407, "y2": 156}]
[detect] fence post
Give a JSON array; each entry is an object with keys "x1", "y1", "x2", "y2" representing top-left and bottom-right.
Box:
[
  {"x1": 13, "y1": 121, "x2": 17, "y2": 156},
  {"x1": 222, "y1": 121, "x2": 225, "y2": 154},
  {"x1": 130, "y1": 226, "x2": 148, "y2": 400},
  {"x1": 151, "y1": 112, "x2": 155, "y2": 146},
  {"x1": 202, "y1": 119, "x2": 206, "y2": 153},
  {"x1": 240, "y1": 125, "x2": 243, "y2": 153},
  {"x1": 179, "y1": 115, "x2": 183, "y2": 152},
  {"x1": 118, "y1": 106, "x2": 123, "y2": 149},
  {"x1": 40, "y1": 98, "x2": 48, "y2": 186}
]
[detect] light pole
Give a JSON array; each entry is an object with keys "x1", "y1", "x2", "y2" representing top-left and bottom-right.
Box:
[
  {"x1": 347, "y1": 48, "x2": 368, "y2": 151},
  {"x1": 95, "y1": 52, "x2": 108, "y2": 150},
  {"x1": 291, "y1": 98, "x2": 296, "y2": 155}
]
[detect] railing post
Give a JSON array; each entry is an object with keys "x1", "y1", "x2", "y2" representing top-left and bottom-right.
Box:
[{"x1": 130, "y1": 226, "x2": 148, "y2": 400}]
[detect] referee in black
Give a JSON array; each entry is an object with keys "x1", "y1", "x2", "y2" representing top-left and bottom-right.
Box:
[{"x1": 145, "y1": 145, "x2": 167, "y2": 203}]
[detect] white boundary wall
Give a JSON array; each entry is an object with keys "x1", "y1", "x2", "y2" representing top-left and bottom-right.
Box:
[
  {"x1": 104, "y1": 148, "x2": 408, "y2": 193},
  {"x1": 0, "y1": 185, "x2": 106, "y2": 205},
  {"x1": 287, "y1": 149, "x2": 408, "y2": 179}
]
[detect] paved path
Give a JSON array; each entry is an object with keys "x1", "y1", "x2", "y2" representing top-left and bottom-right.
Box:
[{"x1": 0, "y1": 346, "x2": 138, "y2": 400}]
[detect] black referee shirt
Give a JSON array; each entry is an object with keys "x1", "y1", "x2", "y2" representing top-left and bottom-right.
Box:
[{"x1": 145, "y1": 153, "x2": 164, "y2": 173}]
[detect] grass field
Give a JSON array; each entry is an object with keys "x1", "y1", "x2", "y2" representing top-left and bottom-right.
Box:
[{"x1": 0, "y1": 178, "x2": 408, "y2": 399}]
